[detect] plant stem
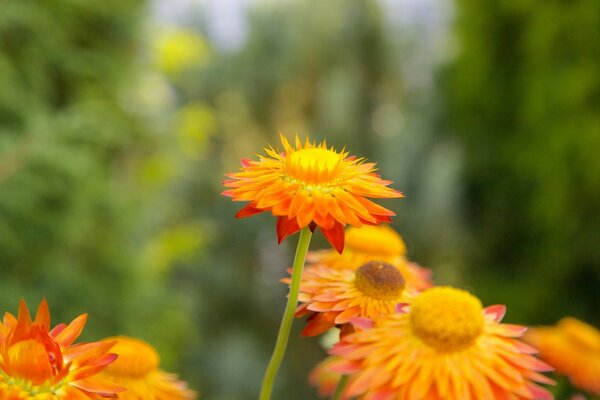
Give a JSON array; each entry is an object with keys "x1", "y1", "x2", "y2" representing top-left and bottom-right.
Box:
[
  {"x1": 331, "y1": 375, "x2": 349, "y2": 400},
  {"x1": 259, "y1": 227, "x2": 313, "y2": 400}
]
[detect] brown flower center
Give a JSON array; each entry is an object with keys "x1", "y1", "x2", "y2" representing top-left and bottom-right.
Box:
[{"x1": 354, "y1": 261, "x2": 405, "y2": 300}]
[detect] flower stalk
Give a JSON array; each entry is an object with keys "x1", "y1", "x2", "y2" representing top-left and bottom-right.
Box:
[
  {"x1": 331, "y1": 375, "x2": 349, "y2": 400},
  {"x1": 259, "y1": 226, "x2": 313, "y2": 400}
]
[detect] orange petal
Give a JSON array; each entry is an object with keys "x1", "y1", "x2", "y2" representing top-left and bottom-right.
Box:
[
  {"x1": 301, "y1": 315, "x2": 335, "y2": 337},
  {"x1": 34, "y1": 299, "x2": 51, "y2": 331},
  {"x1": 54, "y1": 314, "x2": 87, "y2": 348}
]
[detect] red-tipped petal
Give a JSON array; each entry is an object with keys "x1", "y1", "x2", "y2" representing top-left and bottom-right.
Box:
[
  {"x1": 484, "y1": 305, "x2": 507, "y2": 322},
  {"x1": 301, "y1": 315, "x2": 335, "y2": 337},
  {"x1": 235, "y1": 204, "x2": 265, "y2": 218},
  {"x1": 240, "y1": 158, "x2": 253, "y2": 167},
  {"x1": 276, "y1": 216, "x2": 300, "y2": 244},
  {"x1": 321, "y1": 222, "x2": 345, "y2": 254}
]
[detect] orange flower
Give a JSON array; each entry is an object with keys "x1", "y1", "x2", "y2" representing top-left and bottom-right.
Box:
[
  {"x1": 330, "y1": 287, "x2": 554, "y2": 399},
  {"x1": 287, "y1": 260, "x2": 414, "y2": 336},
  {"x1": 309, "y1": 356, "x2": 346, "y2": 398},
  {"x1": 100, "y1": 336, "x2": 196, "y2": 399},
  {"x1": 524, "y1": 317, "x2": 600, "y2": 396},
  {"x1": 0, "y1": 299, "x2": 122, "y2": 399},
  {"x1": 307, "y1": 225, "x2": 433, "y2": 290},
  {"x1": 222, "y1": 135, "x2": 403, "y2": 253}
]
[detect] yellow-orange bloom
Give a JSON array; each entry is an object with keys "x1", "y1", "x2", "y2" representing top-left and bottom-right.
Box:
[
  {"x1": 524, "y1": 317, "x2": 600, "y2": 396},
  {"x1": 100, "y1": 336, "x2": 196, "y2": 399},
  {"x1": 222, "y1": 135, "x2": 403, "y2": 253},
  {"x1": 0, "y1": 299, "x2": 122, "y2": 399},
  {"x1": 287, "y1": 260, "x2": 414, "y2": 336},
  {"x1": 307, "y1": 225, "x2": 433, "y2": 290},
  {"x1": 330, "y1": 287, "x2": 554, "y2": 400}
]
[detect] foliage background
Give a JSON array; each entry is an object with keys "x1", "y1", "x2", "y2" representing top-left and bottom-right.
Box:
[{"x1": 0, "y1": 0, "x2": 597, "y2": 399}]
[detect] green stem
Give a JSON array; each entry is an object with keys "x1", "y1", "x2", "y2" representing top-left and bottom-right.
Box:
[
  {"x1": 331, "y1": 375, "x2": 349, "y2": 400},
  {"x1": 259, "y1": 227, "x2": 313, "y2": 400}
]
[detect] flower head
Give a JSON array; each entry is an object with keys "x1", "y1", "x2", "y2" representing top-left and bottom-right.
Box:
[
  {"x1": 100, "y1": 336, "x2": 196, "y2": 399},
  {"x1": 222, "y1": 135, "x2": 403, "y2": 253},
  {"x1": 287, "y1": 260, "x2": 414, "y2": 336},
  {"x1": 0, "y1": 299, "x2": 122, "y2": 399},
  {"x1": 307, "y1": 225, "x2": 432, "y2": 290},
  {"x1": 330, "y1": 287, "x2": 554, "y2": 399},
  {"x1": 524, "y1": 317, "x2": 600, "y2": 396}
]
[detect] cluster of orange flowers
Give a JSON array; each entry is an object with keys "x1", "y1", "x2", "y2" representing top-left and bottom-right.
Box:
[
  {"x1": 0, "y1": 299, "x2": 195, "y2": 399},
  {"x1": 225, "y1": 135, "x2": 600, "y2": 399}
]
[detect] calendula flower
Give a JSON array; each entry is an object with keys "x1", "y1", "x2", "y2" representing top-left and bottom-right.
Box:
[
  {"x1": 307, "y1": 225, "x2": 432, "y2": 290},
  {"x1": 330, "y1": 287, "x2": 554, "y2": 399},
  {"x1": 222, "y1": 135, "x2": 403, "y2": 253},
  {"x1": 100, "y1": 336, "x2": 196, "y2": 399},
  {"x1": 524, "y1": 317, "x2": 600, "y2": 396},
  {"x1": 0, "y1": 299, "x2": 122, "y2": 399},
  {"x1": 287, "y1": 260, "x2": 414, "y2": 336}
]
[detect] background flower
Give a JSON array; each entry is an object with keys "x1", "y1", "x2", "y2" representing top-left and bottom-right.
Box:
[
  {"x1": 0, "y1": 300, "x2": 122, "y2": 399},
  {"x1": 289, "y1": 260, "x2": 414, "y2": 337},
  {"x1": 525, "y1": 318, "x2": 600, "y2": 396},
  {"x1": 100, "y1": 336, "x2": 196, "y2": 399},
  {"x1": 306, "y1": 225, "x2": 433, "y2": 291}
]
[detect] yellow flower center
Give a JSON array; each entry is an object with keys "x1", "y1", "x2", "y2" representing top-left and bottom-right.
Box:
[
  {"x1": 104, "y1": 336, "x2": 160, "y2": 377},
  {"x1": 354, "y1": 261, "x2": 405, "y2": 300},
  {"x1": 286, "y1": 148, "x2": 343, "y2": 185},
  {"x1": 410, "y1": 287, "x2": 484, "y2": 352},
  {"x1": 346, "y1": 225, "x2": 406, "y2": 257}
]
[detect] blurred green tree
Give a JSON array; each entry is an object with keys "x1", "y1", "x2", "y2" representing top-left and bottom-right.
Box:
[
  {"x1": 0, "y1": 0, "x2": 194, "y2": 374},
  {"x1": 446, "y1": 0, "x2": 600, "y2": 325}
]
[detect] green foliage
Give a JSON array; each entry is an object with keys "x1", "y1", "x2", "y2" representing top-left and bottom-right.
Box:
[
  {"x1": 0, "y1": 0, "x2": 194, "y2": 370},
  {"x1": 446, "y1": 0, "x2": 600, "y2": 324}
]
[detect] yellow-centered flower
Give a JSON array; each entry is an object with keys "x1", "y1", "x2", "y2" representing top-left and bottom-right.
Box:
[
  {"x1": 330, "y1": 287, "x2": 554, "y2": 400},
  {"x1": 286, "y1": 260, "x2": 414, "y2": 336},
  {"x1": 307, "y1": 225, "x2": 432, "y2": 290},
  {"x1": 100, "y1": 336, "x2": 196, "y2": 399},
  {"x1": 222, "y1": 135, "x2": 403, "y2": 253}
]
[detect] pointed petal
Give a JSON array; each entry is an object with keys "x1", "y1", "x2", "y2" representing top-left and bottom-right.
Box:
[
  {"x1": 321, "y1": 222, "x2": 345, "y2": 253},
  {"x1": 277, "y1": 216, "x2": 300, "y2": 244},
  {"x1": 235, "y1": 204, "x2": 265, "y2": 218},
  {"x1": 34, "y1": 298, "x2": 50, "y2": 330},
  {"x1": 55, "y1": 314, "x2": 87, "y2": 348},
  {"x1": 301, "y1": 314, "x2": 335, "y2": 337}
]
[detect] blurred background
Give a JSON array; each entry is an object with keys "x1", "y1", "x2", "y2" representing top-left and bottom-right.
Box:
[{"x1": 0, "y1": 0, "x2": 598, "y2": 399}]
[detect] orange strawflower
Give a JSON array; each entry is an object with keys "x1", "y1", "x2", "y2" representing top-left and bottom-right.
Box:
[
  {"x1": 222, "y1": 135, "x2": 403, "y2": 253},
  {"x1": 306, "y1": 225, "x2": 432, "y2": 290},
  {"x1": 0, "y1": 299, "x2": 123, "y2": 399},
  {"x1": 330, "y1": 287, "x2": 554, "y2": 399},
  {"x1": 100, "y1": 336, "x2": 196, "y2": 399},
  {"x1": 287, "y1": 260, "x2": 415, "y2": 336},
  {"x1": 524, "y1": 317, "x2": 600, "y2": 396}
]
